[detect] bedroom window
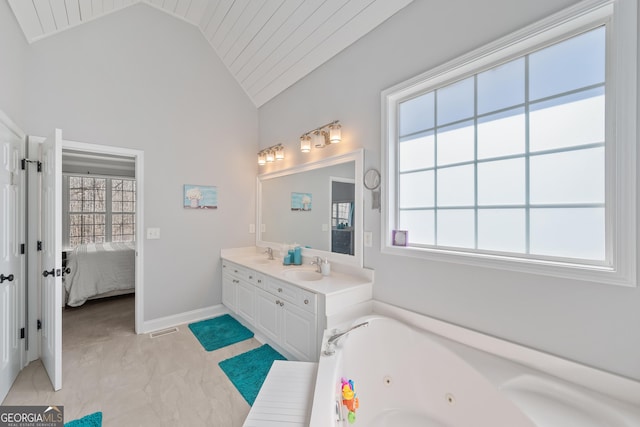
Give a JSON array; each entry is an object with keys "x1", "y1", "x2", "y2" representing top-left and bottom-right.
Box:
[
  {"x1": 64, "y1": 175, "x2": 136, "y2": 248},
  {"x1": 332, "y1": 202, "x2": 353, "y2": 227},
  {"x1": 381, "y1": 0, "x2": 637, "y2": 286}
]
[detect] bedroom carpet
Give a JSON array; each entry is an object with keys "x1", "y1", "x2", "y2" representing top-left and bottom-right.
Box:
[
  {"x1": 64, "y1": 411, "x2": 102, "y2": 427},
  {"x1": 188, "y1": 314, "x2": 254, "y2": 351},
  {"x1": 218, "y1": 344, "x2": 287, "y2": 406}
]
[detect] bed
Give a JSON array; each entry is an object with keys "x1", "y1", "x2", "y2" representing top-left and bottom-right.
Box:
[{"x1": 64, "y1": 241, "x2": 136, "y2": 307}]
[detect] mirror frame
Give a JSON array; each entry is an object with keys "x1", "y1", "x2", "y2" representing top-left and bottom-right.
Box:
[{"x1": 257, "y1": 149, "x2": 364, "y2": 267}]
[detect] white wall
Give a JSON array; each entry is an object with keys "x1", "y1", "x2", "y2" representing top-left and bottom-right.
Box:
[
  {"x1": 0, "y1": 0, "x2": 28, "y2": 125},
  {"x1": 259, "y1": 0, "x2": 640, "y2": 380},
  {"x1": 21, "y1": 4, "x2": 258, "y2": 321}
]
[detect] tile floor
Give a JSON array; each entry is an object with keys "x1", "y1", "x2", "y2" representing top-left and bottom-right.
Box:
[{"x1": 1, "y1": 295, "x2": 261, "y2": 426}]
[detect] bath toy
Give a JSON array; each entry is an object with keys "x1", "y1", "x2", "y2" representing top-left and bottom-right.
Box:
[
  {"x1": 342, "y1": 384, "x2": 354, "y2": 400},
  {"x1": 343, "y1": 397, "x2": 359, "y2": 412},
  {"x1": 340, "y1": 377, "x2": 359, "y2": 423}
]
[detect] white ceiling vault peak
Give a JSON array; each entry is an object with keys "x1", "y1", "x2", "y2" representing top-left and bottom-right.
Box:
[{"x1": 7, "y1": 0, "x2": 414, "y2": 106}]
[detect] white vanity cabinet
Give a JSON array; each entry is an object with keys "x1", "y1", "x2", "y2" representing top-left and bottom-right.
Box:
[
  {"x1": 221, "y1": 249, "x2": 373, "y2": 362},
  {"x1": 222, "y1": 261, "x2": 265, "y2": 325},
  {"x1": 221, "y1": 270, "x2": 237, "y2": 312},
  {"x1": 222, "y1": 260, "x2": 318, "y2": 361},
  {"x1": 256, "y1": 278, "x2": 317, "y2": 361}
]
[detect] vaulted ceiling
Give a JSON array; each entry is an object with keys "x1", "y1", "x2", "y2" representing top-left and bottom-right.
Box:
[{"x1": 7, "y1": 0, "x2": 414, "y2": 106}]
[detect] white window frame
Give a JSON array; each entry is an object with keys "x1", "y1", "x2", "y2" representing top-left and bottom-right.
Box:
[
  {"x1": 381, "y1": 0, "x2": 637, "y2": 287},
  {"x1": 62, "y1": 173, "x2": 136, "y2": 249}
]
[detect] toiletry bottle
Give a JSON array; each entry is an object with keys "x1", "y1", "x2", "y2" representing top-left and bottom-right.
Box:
[
  {"x1": 321, "y1": 258, "x2": 331, "y2": 276},
  {"x1": 293, "y1": 246, "x2": 302, "y2": 265}
]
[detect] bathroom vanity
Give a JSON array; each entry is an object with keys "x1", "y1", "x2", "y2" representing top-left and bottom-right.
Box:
[{"x1": 221, "y1": 246, "x2": 373, "y2": 361}]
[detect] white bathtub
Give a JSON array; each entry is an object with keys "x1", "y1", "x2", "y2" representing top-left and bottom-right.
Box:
[{"x1": 310, "y1": 314, "x2": 640, "y2": 427}]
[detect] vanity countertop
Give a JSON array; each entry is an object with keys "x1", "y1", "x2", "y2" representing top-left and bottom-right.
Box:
[{"x1": 221, "y1": 246, "x2": 373, "y2": 297}]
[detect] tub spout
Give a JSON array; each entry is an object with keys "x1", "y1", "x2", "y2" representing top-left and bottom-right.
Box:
[{"x1": 324, "y1": 322, "x2": 369, "y2": 355}]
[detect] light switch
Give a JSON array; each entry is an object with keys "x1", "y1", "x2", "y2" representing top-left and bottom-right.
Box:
[
  {"x1": 249, "y1": 224, "x2": 256, "y2": 234},
  {"x1": 146, "y1": 228, "x2": 161, "y2": 240},
  {"x1": 321, "y1": 224, "x2": 329, "y2": 232},
  {"x1": 364, "y1": 231, "x2": 373, "y2": 247}
]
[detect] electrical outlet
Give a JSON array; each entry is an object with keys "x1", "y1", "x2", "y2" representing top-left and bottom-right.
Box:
[
  {"x1": 322, "y1": 224, "x2": 329, "y2": 232},
  {"x1": 364, "y1": 231, "x2": 373, "y2": 247}
]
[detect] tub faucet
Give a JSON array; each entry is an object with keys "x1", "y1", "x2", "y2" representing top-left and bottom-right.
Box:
[
  {"x1": 324, "y1": 322, "x2": 369, "y2": 355},
  {"x1": 264, "y1": 247, "x2": 274, "y2": 260}
]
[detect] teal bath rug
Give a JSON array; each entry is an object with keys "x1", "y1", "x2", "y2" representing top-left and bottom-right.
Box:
[
  {"x1": 189, "y1": 314, "x2": 254, "y2": 351},
  {"x1": 219, "y1": 344, "x2": 287, "y2": 406},
  {"x1": 65, "y1": 411, "x2": 102, "y2": 427}
]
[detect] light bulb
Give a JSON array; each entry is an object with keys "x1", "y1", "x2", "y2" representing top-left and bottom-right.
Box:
[
  {"x1": 329, "y1": 123, "x2": 341, "y2": 144},
  {"x1": 300, "y1": 135, "x2": 311, "y2": 153}
]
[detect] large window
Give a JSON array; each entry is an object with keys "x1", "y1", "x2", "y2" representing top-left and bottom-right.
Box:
[
  {"x1": 382, "y1": 1, "x2": 637, "y2": 286},
  {"x1": 64, "y1": 175, "x2": 136, "y2": 248}
]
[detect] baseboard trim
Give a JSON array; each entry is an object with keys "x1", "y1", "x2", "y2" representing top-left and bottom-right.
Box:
[{"x1": 141, "y1": 304, "x2": 228, "y2": 334}]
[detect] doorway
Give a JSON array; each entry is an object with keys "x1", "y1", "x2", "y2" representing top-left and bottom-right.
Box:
[
  {"x1": 58, "y1": 140, "x2": 144, "y2": 334},
  {"x1": 26, "y1": 136, "x2": 144, "y2": 392}
]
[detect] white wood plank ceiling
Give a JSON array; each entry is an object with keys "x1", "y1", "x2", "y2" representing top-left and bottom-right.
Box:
[{"x1": 7, "y1": 0, "x2": 414, "y2": 106}]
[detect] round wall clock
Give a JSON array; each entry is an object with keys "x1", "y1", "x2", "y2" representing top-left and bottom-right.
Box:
[{"x1": 364, "y1": 169, "x2": 381, "y2": 190}]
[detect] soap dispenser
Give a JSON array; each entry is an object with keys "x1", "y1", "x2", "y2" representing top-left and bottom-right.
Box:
[{"x1": 321, "y1": 258, "x2": 331, "y2": 276}]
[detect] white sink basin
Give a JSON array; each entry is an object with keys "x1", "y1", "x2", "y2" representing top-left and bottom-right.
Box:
[
  {"x1": 282, "y1": 269, "x2": 323, "y2": 282},
  {"x1": 242, "y1": 257, "x2": 273, "y2": 265}
]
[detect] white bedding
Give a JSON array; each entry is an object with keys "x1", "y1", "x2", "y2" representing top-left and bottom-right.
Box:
[{"x1": 65, "y1": 242, "x2": 136, "y2": 307}]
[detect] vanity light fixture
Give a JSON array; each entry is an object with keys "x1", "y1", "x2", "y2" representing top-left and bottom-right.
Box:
[
  {"x1": 300, "y1": 135, "x2": 311, "y2": 152},
  {"x1": 265, "y1": 149, "x2": 275, "y2": 163},
  {"x1": 299, "y1": 120, "x2": 341, "y2": 152},
  {"x1": 258, "y1": 144, "x2": 285, "y2": 166}
]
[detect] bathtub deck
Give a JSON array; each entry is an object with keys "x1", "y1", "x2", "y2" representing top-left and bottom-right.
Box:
[{"x1": 243, "y1": 360, "x2": 318, "y2": 427}]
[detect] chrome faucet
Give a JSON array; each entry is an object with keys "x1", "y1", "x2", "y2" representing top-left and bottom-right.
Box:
[
  {"x1": 310, "y1": 256, "x2": 322, "y2": 273},
  {"x1": 264, "y1": 247, "x2": 274, "y2": 260},
  {"x1": 324, "y1": 322, "x2": 369, "y2": 355}
]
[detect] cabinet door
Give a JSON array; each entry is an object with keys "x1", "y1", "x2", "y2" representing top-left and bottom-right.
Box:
[
  {"x1": 236, "y1": 280, "x2": 255, "y2": 324},
  {"x1": 254, "y1": 288, "x2": 280, "y2": 343},
  {"x1": 222, "y1": 274, "x2": 237, "y2": 312},
  {"x1": 281, "y1": 301, "x2": 317, "y2": 361}
]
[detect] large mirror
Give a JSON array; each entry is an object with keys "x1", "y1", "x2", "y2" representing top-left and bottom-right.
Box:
[{"x1": 257, "y1": 150, "x2": 363, "y2": 267}]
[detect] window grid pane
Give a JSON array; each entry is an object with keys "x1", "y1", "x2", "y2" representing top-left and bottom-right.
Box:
[
  {"x1": 67, "y1": 176, "x2": 136, "y2": 247},
  {"x1": 111, "y1": 179, "x2": 136, "y2": 243},
  {"x1": 396, "y1": 26, "x2": 606, "y2": 262}
]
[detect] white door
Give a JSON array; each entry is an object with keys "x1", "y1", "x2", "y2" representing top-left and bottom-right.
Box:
[
  {"x1": 0, "y1": 118, "x2": 25, "y2": 402},
  {"x1": 40, "y1": 129, "x2": 62, "y2": 391}
]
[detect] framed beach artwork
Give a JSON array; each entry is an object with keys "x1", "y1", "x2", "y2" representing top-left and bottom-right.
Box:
[
  {"x1": 291, "y1": 192, "x2": 312, "y2": 211},
  {"x1": 184, "y1": 184, "x2": 218, "y2": 209}
]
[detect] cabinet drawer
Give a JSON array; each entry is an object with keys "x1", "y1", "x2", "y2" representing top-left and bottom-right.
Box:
[
  {"x1": 223, "y1": 261, "x2": 253, "y2": 282},
  {"x1": 247, "y1": 271, "x2": 265, "y2": 288},
  {"x1": 298, "y1": 288, "x2": 317, "y2": 314},
  {"x1": 266, "y1": 279, "x2": 298, "y2": 304}
]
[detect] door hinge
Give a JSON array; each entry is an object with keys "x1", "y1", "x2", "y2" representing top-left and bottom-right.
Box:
[
  {"x1": 37, "y1": 241, "x2": 42, "y2": 251},
  {"x1": 21, "y1": 158, "x2": 42, "y2": 172},
  {"x1": 20, "y1": 243, "x2": 25, "y2": 254},
  {"x1": 20, "y1": 328, "x2": 25, "y2": 339},
  {"x1": 37, "y1": 320, "x2": 42, "y2": 330}
]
